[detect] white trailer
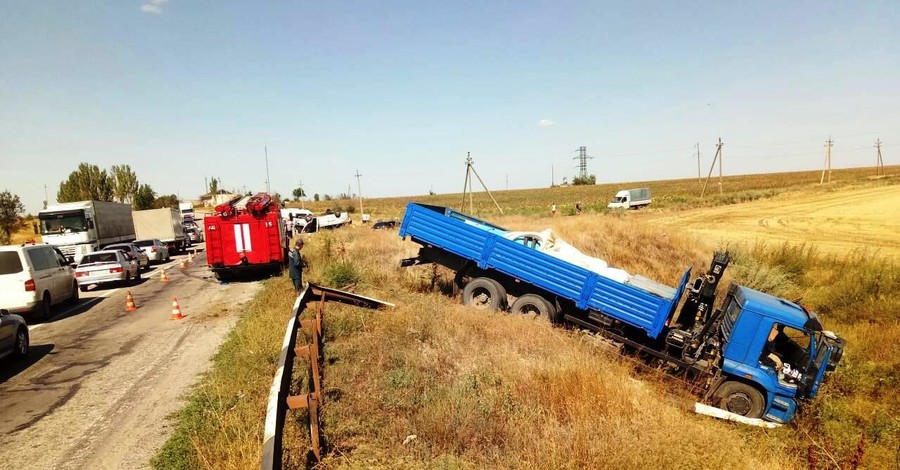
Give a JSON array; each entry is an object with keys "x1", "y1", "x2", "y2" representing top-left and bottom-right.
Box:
[
  {"x1": 607, "y1": 188, "x2": 652, "y2": 210},
  {"x1": 39, "y1": 201, "x2": 136, "y2": 264}
]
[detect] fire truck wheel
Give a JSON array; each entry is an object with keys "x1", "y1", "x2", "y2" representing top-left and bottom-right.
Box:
[
  {"x1": 462, "y1": 277, "x2": 506, "y2": 311},
  {"x1": 714, "y1": 381, "x2": 765, "y2": 418},
  {"x1": 510, "y1": 294, "x2": 556, "y2": 322}
]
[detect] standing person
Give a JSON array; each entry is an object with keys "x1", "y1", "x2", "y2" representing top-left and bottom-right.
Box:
[
  {"x1": 285, "y1": 214, "x2": 294, "y2": 240},
  {"x1": 551, "y1": 202, "x2": 557, "y2": 217},
  {"x1": 289, "y1": 238, "x2": 305, "y2": 294}
]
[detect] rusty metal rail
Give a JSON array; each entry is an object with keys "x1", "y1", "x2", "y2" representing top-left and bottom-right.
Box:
[{"x1": 262, "y1": 282, "x2": 393, "y2": 470}]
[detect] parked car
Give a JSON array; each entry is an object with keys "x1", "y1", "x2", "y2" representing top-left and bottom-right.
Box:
[
  {"x1": 0, "y1": 243, "x2": 79, "y2": 320},
  {"x1": 186, "y1": 226, "x2": 204, "y2": 243},
  {"x1": 0, "y1": 309, "x2": 29, "y2": 360},
  {"x1": 134, "y1": 239, "x2": 170, "y2": 263},
  {"x1": 372, "y1": 220, "x2": 398, "y2": 230},
  {"x1": 75, "y1": 250, "x2": 140, "y2": 290},
  {"x1": 104, "y1": 243, "x2": 150, "y2": 270}
]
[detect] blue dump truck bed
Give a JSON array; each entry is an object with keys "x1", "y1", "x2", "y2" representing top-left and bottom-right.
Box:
[{"x1": 399, "y1": 203, "x2": 692, "y2": 339}]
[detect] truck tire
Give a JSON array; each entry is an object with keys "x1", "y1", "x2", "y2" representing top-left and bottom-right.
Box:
[
  {"x1": 462, "y1": 277, "x2": 506, "y2": 311},
  {"x1": 714, "y1": 381, "x2": 765, "y2": 419},
  {"x1": 511, "y1": 294, "x2": 557, "y2": 322}
]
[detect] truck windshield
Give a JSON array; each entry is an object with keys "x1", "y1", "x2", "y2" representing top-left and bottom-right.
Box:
[{"x1": 39, "y1": 210, "x2": 88, "y2": 235}]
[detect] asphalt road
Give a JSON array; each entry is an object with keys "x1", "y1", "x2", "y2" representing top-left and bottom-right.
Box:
[{"x1": 0, "y1": 245, "x2": 262, "y2": 469}]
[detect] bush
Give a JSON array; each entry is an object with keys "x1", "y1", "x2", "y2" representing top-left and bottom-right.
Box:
[{"x1": 324, "y1": 261, "x2": 361, "y2": 288}]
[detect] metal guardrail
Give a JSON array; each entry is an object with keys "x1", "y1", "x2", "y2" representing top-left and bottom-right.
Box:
[{"x1": 262, "y1": 282, "x2": 394, "y2": 470}]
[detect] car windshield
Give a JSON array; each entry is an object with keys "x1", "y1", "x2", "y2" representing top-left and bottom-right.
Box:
[
  {"x1": 39, "y1": 211, "x2": 88, "y2": 235},
  {"x1": 106, "y1": 245, "x2": 131, "y2": 251},
  {"x1": 133, "y1": 240, "x2": 154, "y2": 247},
  {"x1": 0, "y1": 252, "x2": 24, "y2": 275},
  {"x1": 80, "y1": 252, "x2": 119, "y2": 265}
]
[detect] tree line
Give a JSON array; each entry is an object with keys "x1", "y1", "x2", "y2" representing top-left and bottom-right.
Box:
[{"x1": 57, "y1": 162, "x2": 178, "y2": 210}]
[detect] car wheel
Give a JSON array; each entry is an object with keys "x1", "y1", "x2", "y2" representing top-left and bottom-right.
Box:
[
  {"x1": 67, "y1": 282, "x2": 80, "y2": 305},
  {"x1": 135, "y1": 269, "x2": 142, "y2": 282},
  {"x1": 12, "y1": 327, "x2": 29, "y2": 359},
  {"x1": 33, "y1": 292, "x2": 51, "y2": 320},
  {"x1": 123, "y1": 272, "x2": 131, "y2": 287}
]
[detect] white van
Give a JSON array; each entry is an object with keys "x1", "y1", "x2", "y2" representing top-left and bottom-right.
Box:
[{"x1": 0, "y1": 244, "x2": 79, "y2": 320}]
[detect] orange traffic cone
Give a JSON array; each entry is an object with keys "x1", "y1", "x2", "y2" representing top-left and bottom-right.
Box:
[
  {"x1": 170, "y1": 297, "x2": 185, "y2": 320},
  {"x1": 125, "y1": 291, "x2": 138, "y2": 312},
  {"x1": 160, "y1": 268, "x2": 169, "y2": 282},
  {"x1": 180, "y1": 258, "x2": 187, "y2": 270},
  {"x1": 187, "y1": 252, "x2": 194, "y2": 263}
]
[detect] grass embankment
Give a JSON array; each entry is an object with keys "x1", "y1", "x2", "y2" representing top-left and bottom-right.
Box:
[{"x1": 154, "y1": 200, "x2": 898, "y2": 469}]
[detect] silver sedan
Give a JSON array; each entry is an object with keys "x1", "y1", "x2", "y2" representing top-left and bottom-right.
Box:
[
  {"x1": 134, "y1": 239, "x2": 170, "y2": 263},
  {"x1": 75, "y1": 250, "x2": 141, "y2": 291}
]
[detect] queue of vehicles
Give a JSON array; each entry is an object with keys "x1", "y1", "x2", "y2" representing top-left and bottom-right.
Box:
[{"x1": 1, "y1": 200, "x2": 205, "y2": 328}]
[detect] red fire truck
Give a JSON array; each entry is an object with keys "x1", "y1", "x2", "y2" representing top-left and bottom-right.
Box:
[{"x1": 205, "y1": 193, "x2": 287, "y2": 281}]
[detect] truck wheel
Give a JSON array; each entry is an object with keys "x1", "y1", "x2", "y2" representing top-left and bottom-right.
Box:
[
  {"x1": 462, "y1": 277, "x2": 506, "y2": 310},
  {"x1": 714, "y1": 381, "x2": 765, "y2": 418},
  {"x1": 511, "y1": 294, "x2": 556, "y2": 322}
]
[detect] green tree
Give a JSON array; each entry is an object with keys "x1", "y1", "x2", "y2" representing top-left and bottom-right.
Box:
[
  {"x1": 209, "y1": 177, "x2": 219, "y2": 195},
  {"x1": 133, "y1": 184, "x2": 156, "y2": 210},
  {"x1": 313, "y1": 193, "x2": 320, "y2": 202},
  {"x1": 292, "y1": 187, "x2": 306, "y2": 200},
  {"x1": 111, "y1": 164, "x2": 140, "y2": 204},
  {"x1": 0, "y1": 190, "x2": 27, "y2": 244},
  {"x1": 57, "y1": 163, "x2": 114, "y2": 202},
  {"x1": 573, "y1": 175, "x2": 596, "y2": 185},
  {"x1": 153, "y1": 194, "x2": 179, "y2": 209}
]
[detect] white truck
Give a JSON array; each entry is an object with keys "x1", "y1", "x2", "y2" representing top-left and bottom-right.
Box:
[
  {"x1": 179, "y1": 202, "x2": 195, "y2": 221},
  {"x1": 607, "y1": 188, "x2": 652, "y2": 210},
  {"x1": 133, "y1": 208, "x2": 190, "y2": 253},
  {"x1": 38, "y1": 201, "x2": 136, "y2": 264}
]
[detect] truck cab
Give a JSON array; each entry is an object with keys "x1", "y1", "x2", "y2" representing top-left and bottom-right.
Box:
[
  {"x1": 718, "y1": 284, "x2": 845, "y2": 423},
  {"x1": 39, "y1": 203, "x2": 98, "y2": 264}
]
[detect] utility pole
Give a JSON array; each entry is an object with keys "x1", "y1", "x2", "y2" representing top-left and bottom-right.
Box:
[
  {"x1": 43, "y1": 184, "x2": 48, "y2": 209},
  {"x1": 875, "y1": 138, "x2": 885, "y2": 176},
  {"x1": 551, "y1": 165, "x2": 555, "y2": 187},
  {"x1": 264, "y1": 146, "x2": 271, "y2": 194},
  {"x1": 297, "y1": 180, "x2": 305, "y2": 209},
  {"x1": 506, "y1": 174, "x2": 509, "y2": 190},
  {"x1": 695, "y1": 142, "x2": 702, "y2": 184},
  {"x1": 573, "y1": 146, "x2": 593, "y2": 180},
  {"x1": 700, "y1": 138, "x2": 724, "y2": 198},
  {"x1": 460, "y1": 152, "x2": 503, "y2": 214},
  {"x1": 354, "y1": 169, "x2": 364, "y2": 217},
  {"x1": 820, "y1": 137, "x2": 833, "y2": 184}
]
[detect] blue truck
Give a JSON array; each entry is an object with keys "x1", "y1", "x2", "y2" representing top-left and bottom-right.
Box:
[{"x1": 398, "y1": 203, "x2": 845, "y2": 424}]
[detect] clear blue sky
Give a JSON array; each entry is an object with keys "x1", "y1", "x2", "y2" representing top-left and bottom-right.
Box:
[{"x1": 2, "y1": 1, "x2": 899, "y2": 213}]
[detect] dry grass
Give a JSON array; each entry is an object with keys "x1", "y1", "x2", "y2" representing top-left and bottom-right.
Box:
[{"x1": 154, "y1": 166, "x2": 900, "y2": 469}]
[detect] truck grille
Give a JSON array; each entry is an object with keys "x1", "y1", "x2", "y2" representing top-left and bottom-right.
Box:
[{"x1": 58, "y1": 245, "x2": 76, "y2": 257}]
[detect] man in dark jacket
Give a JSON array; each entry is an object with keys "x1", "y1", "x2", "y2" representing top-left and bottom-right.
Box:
[{"x1": 288, "y1": 238, "x2": 304, "y2": 293}]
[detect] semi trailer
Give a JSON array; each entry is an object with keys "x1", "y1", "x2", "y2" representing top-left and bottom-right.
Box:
[
  {"x1": 398, "y1": 203, "x2": 845, "y2": 424},
  {"x1": 38, "y1": 201, "x2": 136, "y2": 264}
]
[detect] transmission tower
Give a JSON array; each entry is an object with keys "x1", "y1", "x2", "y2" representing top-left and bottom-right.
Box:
[
  {"x1": 573, "y1": 146, "x2": 593, "y2": 179},
  {"x1": 820, "y1": 137, "x2": 833, "y2": 184},
  {"x1": 875, "y1": 138, "x2": 885, "y2": 176},
  {"x1": 700, "y1": 138, "x2": 724, "y2": 198}
]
